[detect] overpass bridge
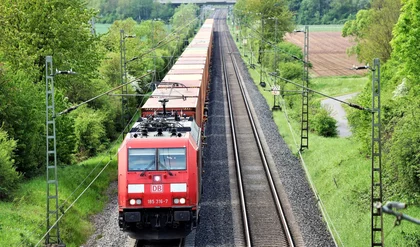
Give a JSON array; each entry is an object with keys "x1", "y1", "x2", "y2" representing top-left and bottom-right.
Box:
[{"x1": 156, "y1": 0, "x2": 236, "y2": 5}]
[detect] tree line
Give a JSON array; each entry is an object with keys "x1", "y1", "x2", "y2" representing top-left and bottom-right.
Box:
[
  {"x1": 0, "y1": 0, "x2": 200, "y2": 199},
  {"x1": 87, "y1": 0, "x2": 176, "y2": 23},
  {"x1": 290, "y1": 0, "x2": 370, "y2": 24},
  {"x1": 344, "y1": 0, "x2": 420, "y2": 206}
]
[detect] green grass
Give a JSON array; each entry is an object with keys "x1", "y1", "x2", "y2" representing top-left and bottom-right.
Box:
[
  {"x1": 0, "y1": 151, "x2": 118, "y2": 247},
  {"x1": 95, "y1": 23, "x2": 112, "y2": 35},
  {"x1": 310, "y1": 75, "x2": 368, "y2": 98}
]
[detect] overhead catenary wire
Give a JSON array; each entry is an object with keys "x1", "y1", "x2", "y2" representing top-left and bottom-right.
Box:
[
  {"x1": 132, "y1": 17, "x2": 200, "y2": 65},
  {"x1": 35, "y1": 154, "x2": 117, "y2": 247},
  {"x1": 25, "y1": 76, "x2": 152, "y2": 246},
  {"x1": 277, "y1": 76, "x2": 370, "y2": 112},
  {"x1": 58, "y1": 72, "x2": 153, "y2": 115}
]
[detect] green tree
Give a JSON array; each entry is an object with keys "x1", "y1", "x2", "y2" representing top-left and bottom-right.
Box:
[
  {"x1": 311, "y1": 108, "x2": 338, "y2": 137},
  {"x1": 87, "y1": 0, "x2": 175, "y2": 23},
  {"x1": 391, "y1": 0, "x2": 420, "y2": 83},
  {"x1": 292, "y1": 0, "x2": 369, "y2": 24},
  {"x1": 348, "y1": 0, "x2": 420, "y2": 203},
  {"x1": 0, "y1": 0, "x2": 102, "y2": 85},
  {"x1": 383, "y1": 99, "x2": 420, "y2": 201},
  {"x1": 73, "y1": 106, "x2": 108, "y2": 161},
  {"x1": 342, "y1": 0, "x2": 401, "y2": 63},
  {"x1": 0, "y1": 128, "x2": 21, "y2": 199},
  {"x1": 234, "y1": 0, "x2": 294, "y2": 66},
  {"x1": 0, "y1": 68, "x2": 45, "y2": 177},
  {"x1": 383, "y1": 0, "x2": 420, "y2": 201},
  {"x1": 0, "y1": 0, "x2": 107, "y2": 175}
]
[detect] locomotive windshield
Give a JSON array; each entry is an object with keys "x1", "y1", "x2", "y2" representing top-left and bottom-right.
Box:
[
  {"x1": 128, "y1": 148, "x2": 186, "y2": 171},
  {"x1": 158, "y1": 148, "x2": 186, "y2": 170},
  {"x1": 128, "y1": 149, "x2": 156, "y2": 171}
]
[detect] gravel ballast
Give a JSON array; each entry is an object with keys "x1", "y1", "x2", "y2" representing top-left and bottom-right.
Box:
[{"x1": 84, "y1": 11, "x2": 335, "y2": 247}]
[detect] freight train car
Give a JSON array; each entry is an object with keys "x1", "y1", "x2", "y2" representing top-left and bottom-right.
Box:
[{"x1": 117, "y1": 19, "x2": 214, "y2": 240}]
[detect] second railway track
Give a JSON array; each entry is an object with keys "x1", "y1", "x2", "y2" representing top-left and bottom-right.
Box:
[{"x1": 216, "y1": 14, "x2": 295, "y2": 247}]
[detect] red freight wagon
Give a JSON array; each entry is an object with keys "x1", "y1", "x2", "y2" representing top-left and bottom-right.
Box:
[{"x1": 118, "y1": 18, "x2": 213, "y2": 241}]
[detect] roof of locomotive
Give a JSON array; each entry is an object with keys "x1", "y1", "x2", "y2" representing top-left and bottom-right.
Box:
[{"x1": 127, "y1": 116, "x2": 201, "y2": 145}]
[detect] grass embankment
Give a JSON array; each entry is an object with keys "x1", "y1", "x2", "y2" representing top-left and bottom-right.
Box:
[
  {"x1": 0, "y1": 148, "x2": 118, "y2": 247},
  {"x1": 247, "y1": 66, "x2": 420, "y2": 245}
]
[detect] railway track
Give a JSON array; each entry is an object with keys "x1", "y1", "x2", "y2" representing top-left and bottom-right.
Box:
[
  {"x1": 216, "y1": 14, "x2": 296, "y2": 247},
  {"x1": 134, "y1": 238, "x2": 184, "y2": 247}
]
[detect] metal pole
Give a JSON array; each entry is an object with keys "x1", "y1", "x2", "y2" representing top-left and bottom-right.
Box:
[
  {"x1": 120, "y1": 30, "x2": 125, "y2": 133},
  {"x1": 300, "y1": 25, "x2": 309, "y2": 150},
  {"x1": 260, "y1": 16, "x2": 263, "y2": 84},
  {"x1": 272, "y1": 18, "x2": 280, "y2": 111},
  {"x1": 153, "y1": 19, "x2": 156, "y2": 82},
  {"x1": 371, "y1": 58, "x2": 383, "y2": 247},
  {"x1": 45, "y1": 56, "x2": 64, "y2": 246}
]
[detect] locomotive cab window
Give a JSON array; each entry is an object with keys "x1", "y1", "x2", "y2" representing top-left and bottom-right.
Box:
[
  {"x1": 128, "y1": 148, "x2": 156, "y2": 171},
  {"x1": 158, "y1": 148, "x2": 186, "y2": 170}
]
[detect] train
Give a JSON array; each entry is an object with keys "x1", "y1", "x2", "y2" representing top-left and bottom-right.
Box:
[{"x1": 117, "y1": 19, "x2": 214, "y2": 240}]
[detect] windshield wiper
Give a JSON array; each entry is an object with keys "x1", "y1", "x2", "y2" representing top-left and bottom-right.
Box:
[
  {"x1": 159, "y1": 160, "x2": 174, "y2": 176},
  {"x1": 140, "y1": 160, "x2": 156, "y2": 176}
]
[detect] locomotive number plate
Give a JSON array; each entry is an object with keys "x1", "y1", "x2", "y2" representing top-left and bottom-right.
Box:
[
  {"x1": 147, "y1": 199, "x2": 169, "y2": 205},
  {"x1": 151, "y1": 184, "x2": 163, "y2": 193}
]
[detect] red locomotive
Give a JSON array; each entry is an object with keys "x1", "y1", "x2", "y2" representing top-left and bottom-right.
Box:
[{"x1": 118, "y1": 19, "x2": 214, "y2": 240}]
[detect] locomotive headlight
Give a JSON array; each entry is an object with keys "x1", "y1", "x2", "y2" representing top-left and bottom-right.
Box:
[
  {"x1": 129, "y1": 199, "x2": 136, "y2": 205},
  {"x1": 153, "y1": 175, "x2": 161, "y2": 182},
  {"x1": 174, "y1": 198, "x2": 180, "y2": 204},
  {"x1": 136, "y1": 199, "x2": 142, "y2": 205},
  {"x1": 180, "y1": 198, "x2": 186, "y2": 204}
]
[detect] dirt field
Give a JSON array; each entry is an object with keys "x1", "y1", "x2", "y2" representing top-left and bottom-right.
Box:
[{"x1": 285, "y1": 32, "x2": 367, "y2": 77}]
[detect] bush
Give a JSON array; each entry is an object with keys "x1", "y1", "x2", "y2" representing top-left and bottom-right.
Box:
[
  {"x1": 0, "y1": 70, "x2": 45, "y2": 178},
  {"x1": 384, "y1": 100, "x2": 420, "y2": 202},
  {"x1": 73, "y1": 106, "x2": 108, "y2": 161},
  {"x1": 311, "y1": 108, "x2": 338, "y2": 137},
  {"x1": 0, "y1": 129, "x2": 21, "y2": 199}
]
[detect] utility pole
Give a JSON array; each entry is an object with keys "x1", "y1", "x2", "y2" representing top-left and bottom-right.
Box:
[
  {"x1": 45, "y1": 56, "x2": 74, "y2": 247},
  {"x1": 260, "y1": 15, "x2": 264, "y2": 86},
  {"x1": 120, "y1": 30, "x2": 127, "y2": 134},
  {"x1": 272, "y1": 17, "x2": 281, "y2": 111},
  {"x1": 152, "y1": 19, "x2": 156, "y2": 83},
  {"x1": 300, "y1": 25, "x2": 309, "y2": 151},
  {"x1": 120, "y1": 30, "x2": 136, "y2": 135},
  {"x1": 371, "y1": 58, "x2": 384, "y2": 247}
]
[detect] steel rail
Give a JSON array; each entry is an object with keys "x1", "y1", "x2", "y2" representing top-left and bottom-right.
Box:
[
  {"x1": 221, "y1": 18, "x2": 295, "y2": 247},
  {"x1": 218, "y1": 17, "x2": 252, "y2": 247}
]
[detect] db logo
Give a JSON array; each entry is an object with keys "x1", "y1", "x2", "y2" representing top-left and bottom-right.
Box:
[{"x1": 151, "y1": 184, "x2": 163, "y2": 193}]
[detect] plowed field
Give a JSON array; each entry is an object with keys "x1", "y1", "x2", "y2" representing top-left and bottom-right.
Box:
[{"x1": 285, "y1": 32, "x2": 367, "y2": 77}]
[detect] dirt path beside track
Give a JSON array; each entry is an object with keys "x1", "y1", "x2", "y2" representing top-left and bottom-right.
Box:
[{"x1": 321, "y1": 92, "x2": 359, "y2": 137}]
